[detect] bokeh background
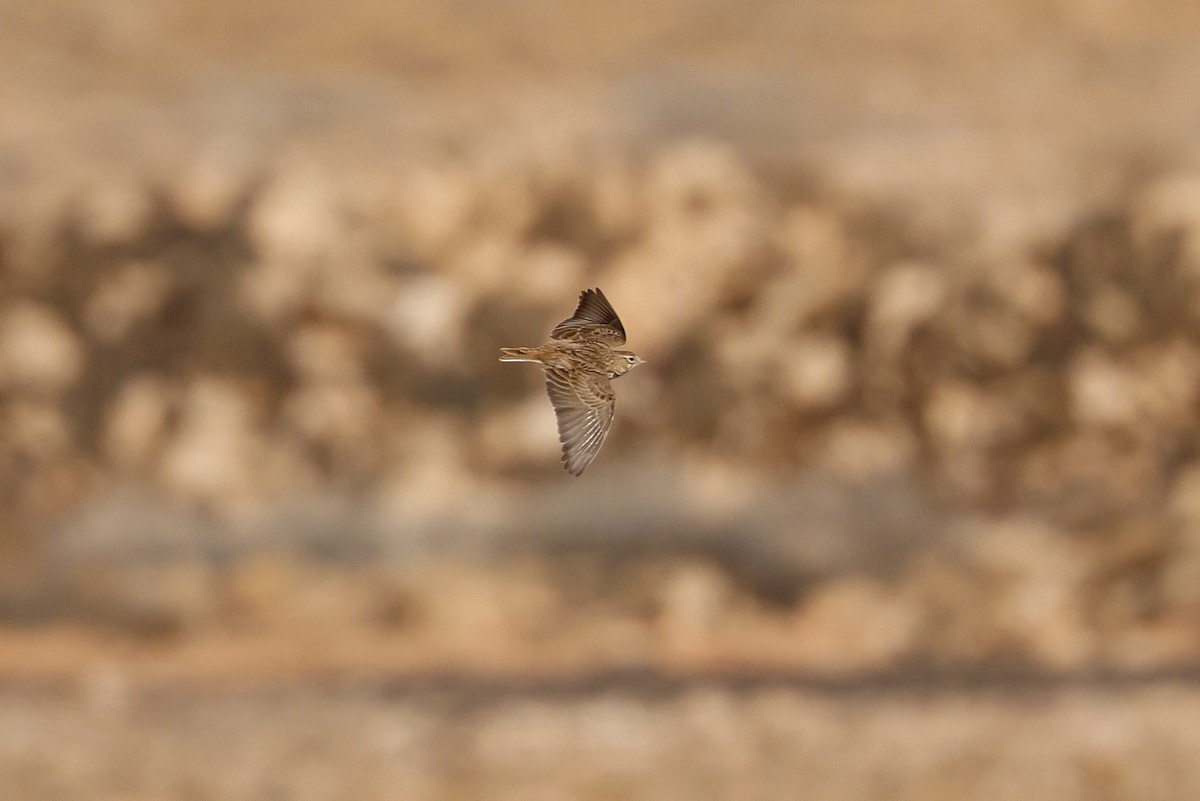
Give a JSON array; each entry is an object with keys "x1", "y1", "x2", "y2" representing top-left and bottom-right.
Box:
[{"x1": 5, "y1": 1, "x2": 1200, "y2": 798}]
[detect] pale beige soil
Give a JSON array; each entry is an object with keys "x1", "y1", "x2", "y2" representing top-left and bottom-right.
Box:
[{"x1": 5, "y1": 680, "x2": 1200, "y2": 801}]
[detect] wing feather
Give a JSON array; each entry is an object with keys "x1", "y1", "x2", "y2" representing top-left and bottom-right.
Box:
[
  {"x1": 543, "y1": 367, "x2": 616, "y2": 475},
  {"x1": 549, "y1": 288, "x2": 626, "y2": 346}
]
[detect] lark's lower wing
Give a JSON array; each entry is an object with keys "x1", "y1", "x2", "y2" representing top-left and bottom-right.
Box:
[
  {"x1": 543, "y1": 368, "x2": 616, "y2": 475},
  {"x1": 549, "y1": 288, "x2": 626, "y2": 346}
]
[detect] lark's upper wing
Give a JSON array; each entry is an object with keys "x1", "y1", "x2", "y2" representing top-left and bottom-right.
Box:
[
  {"x1": 549, "y1": 288, "x2": 626, "y2": 346},
  {"x1": 543, "y1": 367, "x2": 616, "y2": 476}
]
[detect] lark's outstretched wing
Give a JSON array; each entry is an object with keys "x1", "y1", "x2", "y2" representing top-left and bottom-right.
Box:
[
  {"x1": 549, "y1": 288, "x2": 626, "y2": 346},
  {"x1": 543, "y1": 367, "x2": 616, "y2": 475}
]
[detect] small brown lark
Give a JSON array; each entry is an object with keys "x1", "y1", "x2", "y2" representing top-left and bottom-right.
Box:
[{"x1": 500, "y1": 288, "x2": 644, "y2": 475}]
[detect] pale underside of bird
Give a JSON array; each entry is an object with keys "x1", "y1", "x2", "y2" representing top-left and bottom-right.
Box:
[{"x1": 499, "y1": 288, "x2": 644, "y2": 475}]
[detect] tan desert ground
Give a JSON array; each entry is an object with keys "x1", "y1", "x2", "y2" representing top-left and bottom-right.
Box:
[{"x1": 5, "y1": 1, "x2": 1200, "y2": 798}]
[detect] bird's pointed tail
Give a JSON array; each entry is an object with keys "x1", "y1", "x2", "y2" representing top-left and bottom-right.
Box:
[{"x1": 499, "y1": 347, "x2": 542, "y2": 363}]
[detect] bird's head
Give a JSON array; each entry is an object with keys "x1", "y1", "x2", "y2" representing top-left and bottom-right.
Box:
[{"x1": 611, "y1": 351, "x2": 645, "y2": 378}]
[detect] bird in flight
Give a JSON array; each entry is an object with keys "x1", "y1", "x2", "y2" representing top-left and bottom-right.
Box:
[{"x1": 500, "y1": 288, "x2": 644, "y2": 475}]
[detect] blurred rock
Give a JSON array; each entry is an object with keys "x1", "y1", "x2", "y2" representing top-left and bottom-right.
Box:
[
  {"x1": 71, "y1": 561, "x2": 217, "y2": 636},
  {"x1": 778, "y1": 334, "x2": 853, "y2": 411},
  {"x1": 901, "y1": 554, "x2": 1003, "y2": 665},
  {"x1": 394, "y1": 162, "x2": 478, "y2": 258},
  {"x1": 4, "y1": 400, "x2": 72, "y2": 465},
  {"x1": 588, "y1": 157, "x2": 643, "y2": 240},
  {"x1": 820, "y1": 418, "x2": 916, "y2": 481},
  {"x1": 401, "y1": 561, "x2": 542, "y2": 652},
  {"x1": 238, "y1": 257, "x2": 311, "y2": 321},
  {"x1": 83, "y1": 260, "x2": 171, "y2": 343},
  {"x1": 477, "y1": 396, "x2": 562, "y2": 471},
  {"x1": 924, "y1": 380, "x2": 1016, "y2": 452},
  {"x1": 1070, "y1": 342, "x2": 1200, "y2": 430},
  {"x1": 167, "y1": 135, "x2": 256, "y2": 230},
  {"x1": 511, "y1": 243, "x2": 587, "y2": 305},
  {"x1": 283, "y1": 381, "x2": 383, "y2": 473},
  {"x1": 1069, "y1": 349, "x2": 1139, "y2": 428},
  {"x1": 0, "y1": 302, "x2": 83, "y2": 394},
  {"x1": 1168, "y1": 462, "x2": 1200, "y2": 525},
  {"x1": 1082, "y1": 284, "x2": 1142, "y2": 345},
  {"x1": 445, "y1": 232, "x2": 521, "y2": 297},
  {"x1": 384, "y1": 275, "x2": 465, "y2": 359},
  {"x1": 951, "y1": 300, "x2": 1038, "y2": 370},
  {"x1": 248, "y1": 157, "x2": 341, "y2": 265},
  {"x1": 603, "y1": 140, "x2": 769, "y2": 353},
  {"x1": 1133, "y1": 172, "x2": 1200, "y2": 262},
  {"x1": 287, "y1": 323, "x2": 367, "y2": 384},
  {"x1": 792, "y1": 575, "x2": 919, "y2": 671},
  {"x1": 159, "y1": 377, "x2": 264, "y2": 514},
  {"x1": 676, "y1": 454, "x2": 765, "y2": 517},
  {"x1": 772, "y1": 206, "x2": 863, "y2": 327},
  {"x1": 986, "y1": 258, "x2": 1067, "y2": 327},
  {"x1": 657, "y1": 560, "x2": 734, "y2": 656},
  {"x1": 102, "y1": 375, "x2": 173, "y2": 471},
  {"x1": 224, "y1": 556, "x2": 379, "y2": 631},
  {"x1": 960, "y1": 517, "x2": 1094, "y2": 668},
  {"x1": 865, "y1": 261, "x2": 947, "y2": 356},
  {"x1": 75, "y1": 172, "x2": 153, "y2": 246}
]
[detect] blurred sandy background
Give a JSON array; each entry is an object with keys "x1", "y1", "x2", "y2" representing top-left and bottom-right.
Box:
[{"x1": 5, "y1": 1, "x2": 1200, "y2": 798}]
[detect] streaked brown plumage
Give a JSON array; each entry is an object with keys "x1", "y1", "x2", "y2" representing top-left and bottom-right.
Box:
[{"x1": 499, "y1": 288, "x2": 644, "y2": 475}]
